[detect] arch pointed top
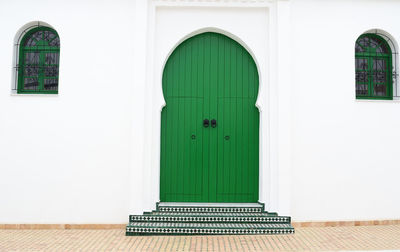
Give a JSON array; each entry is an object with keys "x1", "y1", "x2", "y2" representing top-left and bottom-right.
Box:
[{"x1": 162, "y1": 31, "x2": 259, "y2": 100}]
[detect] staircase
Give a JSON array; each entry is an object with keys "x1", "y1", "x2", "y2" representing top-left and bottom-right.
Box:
[{"x1": 126, "y1": 203, "x2": 294, "y2": 236}]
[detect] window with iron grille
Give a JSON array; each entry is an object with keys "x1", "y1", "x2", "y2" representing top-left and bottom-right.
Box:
[
  {"x1": 355, "y1": 33, "x2": 392, "y2": 100},
  {"x1": 17, "y1": 26, "x2": 60, "y2": 94}
]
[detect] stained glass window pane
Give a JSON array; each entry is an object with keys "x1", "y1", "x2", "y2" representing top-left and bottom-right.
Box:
[
  {"x1": 24, "y1": 78, "x2": 39, "y2": 90},
  {"x1": 24, "y1": 66, "x2": 40, "y2": 77},
  {"x1": 356, "y1": 84, "x2": 368, "y2": 96},
  {"x1": 369, "y1": 36, "x2": 389, "y2": 54},
  {"x1": 43, "y1": 31, "x2": 56, "y2": 43},
  {"x1": 373, "y1": 71, "x2": 387, "y2": 83},
  {"x1": 44, "y1": 79, "x2": 58, "y2": 90},
  {"x1": 24, "y1": 31, "x2": 43, "y2": 46},
  {"x1": 374, "y1": 84, "x2": 387, "y2": 96},
  {"x1": 355, "y1": 43, "x2": 365, "y2": 53},
  {"x1": 49, "y1": 37, "x2": 60, "y2": 47},
  {"x1": 45, "y1": 53, "x2": 59, "y2": 65},
  {"x1": 25, "y1": 52, "x2": 39, "y2": 65},
  {"x1": 356, "y1": 71, "x2": 368, "y2": 83},
  {"x1": 358, "y1": 37, "x2": 369, "y2": 49},
  {"x1": 44, "y1": 66, "x2": 58, "y2": 77},
  {"x1": 355, "y1": 58, "x2": 368, "y2": 70},
  {"x1": 373, "y1": 59, "x2": 386, "y2": 70}
]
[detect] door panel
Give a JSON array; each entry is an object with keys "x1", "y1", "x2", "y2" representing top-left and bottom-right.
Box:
[
  {"x1": 160, "y1": 32, "x2": 259, "y2": 202},
  {"x1": 217, "y1": 98, "x2": 259, "y2": 203},
  {"x1": 160, "y1": 98, "x2": 204, "y2": 202}
]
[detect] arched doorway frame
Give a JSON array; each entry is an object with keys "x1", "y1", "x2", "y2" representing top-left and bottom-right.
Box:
[
  {"x1": 132, "y1": 1, "x2": 292, "y2": 216},
  {"x1": 160, "y1": 29, "x2": 262, "y2": 203},
  {"x1": 149, "y1": 26, "x2": 271, "y2": 207}
]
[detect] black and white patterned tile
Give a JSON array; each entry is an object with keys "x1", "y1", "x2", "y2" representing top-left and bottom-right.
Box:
[
  {"x1": 158, "y1": 206, "x2": 263, "y2": 213},
  {"x1": 148, "y1": 212, "x2": 277, "y2": 216},
  {"x1": 128, "y1": 222, "x2": 292, "y2": 228},
  {"x1": 130, "y1": 215, "x2": 290, "y2": 223},
  {"x1": 126, "y1": 226, "x2": 295, "y2": 235},
  {"x1": 127, "y1": 204, "x2": 294, "y2": 236}
]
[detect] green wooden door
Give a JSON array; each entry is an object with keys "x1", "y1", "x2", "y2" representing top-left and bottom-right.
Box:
[{"x1": 160, "y1": 32, "x2": 259, "y2": 202}]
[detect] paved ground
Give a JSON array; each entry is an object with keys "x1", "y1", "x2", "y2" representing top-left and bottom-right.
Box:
[{"x1": 1, "y1": 225, "x2": 400, "y2": 251}]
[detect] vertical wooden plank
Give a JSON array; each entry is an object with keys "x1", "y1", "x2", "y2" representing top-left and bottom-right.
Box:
[
  {"x1": 249, "y1": 58, "x2": 256, "y2": 99},
  {"x1": 177, "y1": 43, "x2": 187, "y2": 200},
  {"x1": 254, "y1": 107, "x2": 260, "y2": 202},
  {"x1": 183, "y1": 98, "x2": 190, "y2": 201},
  {"x1": 235, "y1": 44, "x2": 244, "y2": 202},
  {"x1": 193, "y1": 38, "x2": 202, "y2": 200},
  {"x1": 170, "y1": 100, "x2": 178, "y2": 201},
  {"x1": 217, "y1": 99, "x2": 223, "y2": 202},
  {"x1": 164, "y1": 53, "x2": 173, "y2": 98},
  {"x1": 230, "y1": 41, "x2": 238, "y2": 202},
  {"x1": 209, "y1": 33, "x2": 218, "y2": 202},
  {"x1": 243, "y1": 53, "x2": 250, "y2": 98},
  {"x1": 216, "y1": 35, "x2": 224, "y2": 201},
  {"x1": 196, "y1": 100, "x2": 204, "y2": 199},
  {"x1": 188, "y1": 41, "x2": 195, "y2": 202},
  {"x1": 185, "y1": 42, "x2": 193, "y2": 201},
  {"x1": 202, "y1": 33, "x2": 210, "y2": 202},
  {"x1": 224, "y1": 38, "x2": 232, "y2": 202},
  {"x1": 198, "y1": 35, "x2": 206, "y2": 202},
  {"x1": 242, "y1": 52, "x2": 250, "y2": 202},
  {"x1": 172, "y1": 47, "x2": 182, "y2": 200},
  {"x1": 248, "y1": 59, "x2": 256, "y2": 202},
  {"x1": 181, "y1": 41, "x2": 192, "y2": 202},
  {"x1": 254, "y1": 68, "x2": 260, "y2": 201}
]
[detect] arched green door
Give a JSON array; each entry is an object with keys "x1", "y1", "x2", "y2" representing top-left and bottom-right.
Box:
[{"x1": 160, "y1": 32, "x2": 259, "y2": 203}]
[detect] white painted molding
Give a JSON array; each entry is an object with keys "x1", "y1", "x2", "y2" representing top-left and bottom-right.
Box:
[
  {"x1": 152, "y1": 0, "x2": 286, "y2": 7},
  {"x1": 135, "y1": 0, "x2": 292, "y2": 216},
  {"x1": 153, "y1": 0, "x2": 289, "y2": 4}
]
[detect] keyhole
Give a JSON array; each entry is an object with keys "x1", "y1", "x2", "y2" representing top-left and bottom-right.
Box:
[
  {"x1": 225, "y1": 135, "x2": 230, "y2": 140},
  {"x1": 191, "y1": 134, "x2": 196, "y2": 140}
]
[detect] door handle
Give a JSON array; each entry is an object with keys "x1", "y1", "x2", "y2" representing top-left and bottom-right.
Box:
[
  {"x1": 211, "y1": 119, "x2": 217, "y2": 128},
  {"x1": 203, "y1": 119, "x2": 209, "y2": 128}
]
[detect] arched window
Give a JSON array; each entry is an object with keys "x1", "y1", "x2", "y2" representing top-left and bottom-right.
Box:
[
  {"x1": 355, "y1": 33, "x2": 393, "y2": 99},
  {"x1": 17, "y1": 26, "x2": 60, "y2": 94}
]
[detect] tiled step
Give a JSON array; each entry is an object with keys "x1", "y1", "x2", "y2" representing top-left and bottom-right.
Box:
[
  {"x1": 144, "y1": 212, "x2": 277, "y2": 216},
  {"x1": 130, "y1": 214, "x2": 289, "y2": 223},
  {"x1": 126, "y1": 222, "x2": 294, "y2": 235},
  {"x1": 157, "y1": 206, "x2": 263, "y2": 213},
  {"x1": 126, "y1": 203, "x2": 294, "y2": 236}
]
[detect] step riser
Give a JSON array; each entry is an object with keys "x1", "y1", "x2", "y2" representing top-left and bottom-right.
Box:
[
  {"x1": 130, "y1": 216, "x2": 290, "y2": 224},
  {"x1": 126, "y1": 228, "x2": 294, "y2": 236},
  {"x1": 147, "y1": 211, "x2": 278, "y2": 218},
  {"x1": 158, "y1": 207, "x2": 263, "y2": 213}
]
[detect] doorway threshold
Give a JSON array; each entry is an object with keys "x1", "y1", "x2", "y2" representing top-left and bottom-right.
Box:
[{"x1": 158, "y1": 202, "x2": 263, "y2": 207}]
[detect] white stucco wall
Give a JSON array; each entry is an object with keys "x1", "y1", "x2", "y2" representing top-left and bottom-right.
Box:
[
  {"x1": 0, "y1": 0, "x2": 137, "y2": 224},
  {"x1": 0, "y1": 0, "x2": 400, "y2": 224},
  {"x1": 290, "y1": 0, "x2": 400, "y2": 221}
]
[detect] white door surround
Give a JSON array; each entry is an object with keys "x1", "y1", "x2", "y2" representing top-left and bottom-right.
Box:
[{"x1": 129, "y1": 0, "x2": 292, "y2": 216}]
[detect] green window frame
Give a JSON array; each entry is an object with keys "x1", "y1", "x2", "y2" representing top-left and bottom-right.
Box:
[
  {"x1": 17, "y1": 26, "x2": 60, "y2": 94},
  {"x1": 355, "y1": 33, "x2": 393, "y2": 100}
]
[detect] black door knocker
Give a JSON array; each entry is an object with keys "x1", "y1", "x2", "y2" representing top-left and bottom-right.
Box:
[
  {"x1": 211, "y1": 119, "x2": 217, "y2": 128},
  {"x1": 203, "y1": 119, "x2": 209, "y2": 128}
]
